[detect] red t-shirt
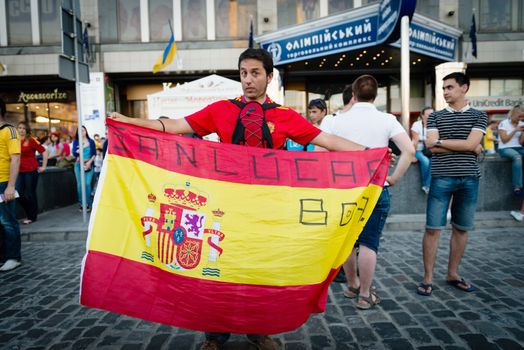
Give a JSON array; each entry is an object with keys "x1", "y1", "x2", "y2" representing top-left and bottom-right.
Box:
[
  {"x1": 20, "y1": 137, "x2": 46, "y2": 173},
  {"x1": 185, "y1": 97, "x2": 321, "y2": 149}
]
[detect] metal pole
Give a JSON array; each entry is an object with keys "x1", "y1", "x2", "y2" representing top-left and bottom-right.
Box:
[
  {"x1": 400, "y1": 15, "x2": 410, "y2": 132},
  {"x1": 73, "y1": 0, "x2": 87, "y2": 223}
]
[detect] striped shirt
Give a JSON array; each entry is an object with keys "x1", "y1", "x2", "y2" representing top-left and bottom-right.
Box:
[{"x1": 428, "y1": 106, "x2": 487, "y2": 177}]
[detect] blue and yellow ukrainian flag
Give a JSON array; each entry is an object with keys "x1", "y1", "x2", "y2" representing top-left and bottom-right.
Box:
[{"x1": 152, "y1": 31, "x2": 176, "y2": 74}]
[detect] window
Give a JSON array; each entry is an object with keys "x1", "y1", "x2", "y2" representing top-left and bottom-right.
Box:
[
  {"x1": 118, "y1": 0, "x2": 141, "y2": 42},
  {"x1": 479, "y1": 0, "x2": 511, "y2": 32},
  {"x1": 182, "y1": 0, "x2": 207, "y2": 40},
  {"x1": 99, "y1": 0, "x2": 118, "y2": 43},
  {"x1": 490, "y1": 79, "x2": 522, "y2": 96},
  {"x1": 6, "y1": 0, "x2": 32, "y2": 45},
  {"x1": 149, "y1": 0, "x2": 173, "y2": 42},
  {"x1": 469, "y1": 79, "x2": 489, "y2": 96},
  {"x1": 277, "y1": 0, "x2": 320, "y2": 29},
  {"x1": 39, "y1": 0, "x2": 60, "y2": 44},
  {"x1": 215, "y1": 0, "x2": 257, "y2": 40},
  {"x1": 328, "y1": 0, "x2": 354, "y2": 14}
]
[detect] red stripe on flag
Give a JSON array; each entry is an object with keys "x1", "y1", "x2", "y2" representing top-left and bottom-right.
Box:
[
  {"x1": 106, "y1": 119, "x2": 388, "y2": 189},
  {"x1": 80, "y1": 250, "x2": 336, "y2": 334}
]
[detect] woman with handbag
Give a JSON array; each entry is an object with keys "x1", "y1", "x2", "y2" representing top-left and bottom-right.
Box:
[
  {"x1": 411, "y1": 107, "x2": 434, "y2": 194},
  {"x1": 72, "y1": 126, "x2": 96, "y2": 211}
]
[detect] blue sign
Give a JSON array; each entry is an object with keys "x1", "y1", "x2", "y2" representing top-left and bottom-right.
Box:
[
  {"x1": 377, "y1": 0, "x2": 417, "y2": 44},
  {"x1": 261, "y1": 16, "x2": 377, "y2": 66},
  {"x1": 390, "y1": 22, "x2": 457, "y2": 61}
]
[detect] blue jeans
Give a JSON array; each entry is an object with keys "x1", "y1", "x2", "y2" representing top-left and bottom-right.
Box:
[
  {"x1": 415, "y1": 150, "x2": 431, "y2": 188},
  {"x1": 16, "y1": 171, "x2": 39, "y2": 221},
  {"x1": 0, "y1": 181, "x2": 21, "y2": 261},
  {"x1": 74, "y1": 163, "x2": 94, "y2": 207},
  {"x1": 426, "y1": 176, "x2": 479, "y2": 231},
  {"x1": 498, "y1": 147, "x2": 524, "y2": 189},
  {"x1": 356, "y1": 187, "x2": 390, "y2": 253}
]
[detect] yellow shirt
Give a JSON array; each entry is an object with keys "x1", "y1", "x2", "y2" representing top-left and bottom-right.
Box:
[
  {"x1": 0, "y1": 124, "x2": 21, "y2": 182},
  {"x1": 483, "y1": 127, "x2": 495, "y2": 151}
]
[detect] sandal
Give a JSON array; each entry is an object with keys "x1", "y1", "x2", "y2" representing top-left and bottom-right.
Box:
[
  {"x1": 22, "y1": 219, "x2": 33, "y2": 225},
  {"x1": 416, "y1": 282, "x2": 433, "y2": 296},
  {"x1": 356, "y1": 292, "x2": 381, "y2": 310},
  {"x1": 446, "y1": 278, "x2": 476, "y2": 292},
  {"x1": 343, "y1": 286, "x2": 360, "y2": 299}
]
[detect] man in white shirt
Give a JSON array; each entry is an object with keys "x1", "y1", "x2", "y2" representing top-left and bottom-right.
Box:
[{"x1": 321, "y1": 75, "x2": 414, "y2": 309}]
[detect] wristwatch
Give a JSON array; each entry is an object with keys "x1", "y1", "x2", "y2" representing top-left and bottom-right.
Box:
[{"x1": 435, "y1": 139, "x2": 442, "y2": 146}]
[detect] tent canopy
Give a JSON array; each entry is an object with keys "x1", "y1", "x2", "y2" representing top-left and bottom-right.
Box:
[{"x1": 147, "y1": 74, "x2": 242, "y2": 119}]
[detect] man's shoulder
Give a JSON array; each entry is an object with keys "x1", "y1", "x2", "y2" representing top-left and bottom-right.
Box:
[{"x1": 0, "y1": 124, "x2": 18, "y2": 139}]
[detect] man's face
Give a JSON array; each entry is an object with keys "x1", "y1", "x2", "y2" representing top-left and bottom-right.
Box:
[
  {"x1": 239, "y1": 58, "x2": 272, "y2": 102},
  {"x1": 308, "y1": 106, "x2": 326, "y2": 125},
  {"x1": 442, "y1": 78, "x2": 468, "y2": 105}
]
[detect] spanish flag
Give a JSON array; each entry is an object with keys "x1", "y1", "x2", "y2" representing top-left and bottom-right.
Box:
[
  {"x1": 152, "y1": 30, "x2": 176, "y2": 73},
  {"x1": 80, "y1": 119, "x2": 389, "y2": 334}
]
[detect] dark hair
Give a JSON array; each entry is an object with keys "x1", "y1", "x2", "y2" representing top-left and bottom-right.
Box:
[
  {"x1": 17, "y1": 121, "x2": 31, "y2": 136},
  {"x1": 352, "y1": 75, "x2": 378, "y2": 102},
  {"x1": 420, "y1": 106, "x2": 433, "y2": 115},
  {"x1": 75, "y1": 125, "x2": 91, "y2": 140},
  {"x1": 342, "y1": 85, "x2": 353, "y2": 105},
  {"x1": 308, "y1": 98, "x2": 327, "y2": 111},
  {"x1": 0, "y1": 98, "x2": 6, "y2": 118},
  {"x1": 443, "y1": 72, "x2": 470, "y2": 90},
  {"x1": 238, "y1": 48, "x2": 273, "y2": 76}
]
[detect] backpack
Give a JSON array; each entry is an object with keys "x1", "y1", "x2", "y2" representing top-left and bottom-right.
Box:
[{"x1": 229, "y1": 99, "x2": 280, "y2": 149}]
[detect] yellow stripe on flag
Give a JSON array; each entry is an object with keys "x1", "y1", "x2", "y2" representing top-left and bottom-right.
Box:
[{"x1": 89, "y1": 155, "x2": 382, "y2": 286}]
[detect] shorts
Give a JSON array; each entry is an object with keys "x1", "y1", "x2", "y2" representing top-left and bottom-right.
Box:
[
  {"x1": 356, "y1": 187, "x2": 390, "y2": 253},
  {"x1": 426, "y1": 176, "x2": 479, "y2": 231}
]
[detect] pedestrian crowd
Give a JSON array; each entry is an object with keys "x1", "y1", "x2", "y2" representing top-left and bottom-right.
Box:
[{"x1": 0, "y1": 48, "x2": 522, "y2": 350}]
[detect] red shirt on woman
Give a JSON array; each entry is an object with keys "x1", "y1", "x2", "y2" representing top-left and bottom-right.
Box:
[{"x1": 20, "y1": 137, "x2": 46, "y2": 173}]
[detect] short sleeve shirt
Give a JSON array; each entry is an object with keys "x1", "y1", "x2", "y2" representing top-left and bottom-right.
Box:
[
  {"x1": 185, "y1": 97, "x2": 321, "y2": 149},
  {"x1": 497, "y1": 118, "x2": 524, "y2": 149},
  {"x1": 427, "y1": 106, "x2": 487, "y2": 177},
  {"x1": 0, "y1": 124, "x2": 21, "y2": 182}
]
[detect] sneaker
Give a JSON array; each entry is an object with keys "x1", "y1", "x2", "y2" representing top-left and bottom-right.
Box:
[
  {"x1": 510, "y1": 211, "x2": 524, "y2": 222},
  {"x1": 0, "y1": 259, "x2": 21, "y2": 272},
  {"x1": 248, "y1": 335, "x2": 280, "y2": 350},
  {"x1": 200, "y1": 339, "x2": 221, "y2": 350},
  {"x1": 421, "y1": 186, "x2": 429, "y2": 195}
]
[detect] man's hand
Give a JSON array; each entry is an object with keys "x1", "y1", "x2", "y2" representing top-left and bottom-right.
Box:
[
  {"x1": 474, "y1": 144, "x2": 483, "y2": 155},
  {"x1": 3, "y1": 185, "x2": 16, "y2": 202},
  {"x1": 388, "y1": 148, "x2": 397, "y2": 167},
  {"x1": 108, "y1": 112, "x2": 131, "y2": 123}
]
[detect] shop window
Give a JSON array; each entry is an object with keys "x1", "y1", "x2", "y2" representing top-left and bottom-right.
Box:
[
  {"x1": 375, "y1": 87, "x2": 387, "y2": 112},
  {"x1": 149, "y1": 0, "x2": 173, "y2": 42},
  {"x1": 479, "y1": 0, "x2": 511, "y2": 32},
  {"x1": 39, "y1": 0, "x2": 60, "y2": 44},
  {"x1": 277, "y1": 0, "x2": 320, "y2": 29},
  {"x1": 99, "y1": 0, "x2": 118, "y2": 43},
  {"x1": 182, "y1": 0, "x2": 207, "y2": 40},
  {"x1": 215, "y1": 0, "x2": 257, "y2": 40},
  {"x1": 328, "y1": 0, "x2": 354, "y2": 14},
  {"x1": 6, "y1": 0, "x2": 32, "y2": 45},
  {"x1": 329, "y1": 93, "x2": 343, "y2": 113},
  {"x1": 469, "y1": 79, "x2": 489, "y2": 97},
  {"x1": 490, "y1": 79, "x2": 523, "y2": 96},
  {"x1": 416, "y1": 0, "x2": 439, "y2": 21},
  {"x1": 118, "y1": 0, "x2": 141, "y2": 42}
]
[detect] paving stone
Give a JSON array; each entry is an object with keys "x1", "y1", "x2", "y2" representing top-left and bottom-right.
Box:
[
  {"x1": 429, "y1": 328, "x2": 454, "y2": 344},
  {"x1": 371, "y1": 323, "x2": 401, "y2": 339},
  {"x1": 352, "y1": 327, "x2": 378, "y2": 343},
  {"x1": 441, "y1": 319, "x2": 471, "y2": 334},
  {"x1": 494, "y1": 338, "x2": 524, "y2": 350},
  {"x1": 120, "y1": 344, "x2": 142, "y2": 350},
  {"x1": 146, "y1": 333, "x2": 171, "y2": 350},
  {"x1": 310, "y1": 335, "x2": 333, "y2": 349},
  {"x1": 389, "y1": 311, "x2": 417, "y2": 326},
  {"x1": 405, "y1": 328, "x2": 432, "y2": 344},
  {"x1": 383, "y1": 338, "x2": 414, "y2": 350},
  {"x1": 285, "y1": 343, "x2": 308, "y2": 350},
  {"x1": 329, "y1": 324, "x2": 353, "y2": 343},
  {"x1": 459, "y1": 334, "x2": 500, "y2": 350}
]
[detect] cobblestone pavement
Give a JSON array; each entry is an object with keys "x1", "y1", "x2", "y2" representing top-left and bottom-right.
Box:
[{"x1": 1, "y1": 227, "x2": 523, "y2": 350}]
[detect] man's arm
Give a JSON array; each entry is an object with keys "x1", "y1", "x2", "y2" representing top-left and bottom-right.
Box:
[
  {"x1": 387, "y1": 132, "x2": 415, "y2": 185},
  {"x1": 109, "y1": 112, "x2": 195, "y2": 134},
  {"x1": 4, "y1": 154, "x2": 20, "y2": 201},
  {"x1": 310, "y1": 131, "x2": 365, "y2": 151},
  {"x1": 428, "y1": 129, "x2": 484, "y2": 152}
]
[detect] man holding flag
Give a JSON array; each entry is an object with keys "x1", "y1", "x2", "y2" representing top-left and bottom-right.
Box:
[{"x1": 109, "y1": 48, "x2": 369, "y2": 350}]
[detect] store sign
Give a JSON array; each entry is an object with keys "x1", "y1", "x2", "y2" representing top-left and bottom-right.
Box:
[
  {"x1": 17, "y1": 89, "x2": 69, "y2": 103},
  {"x1": 79, "y1": 72, "x2": 106, "y2": 137},
  {"x1": 262, "y1": 16, "x2": 376, "y2": 65},
  {"x1": 259, "y1": 0, "x2": 458, "y2": 65},
  {"x1": 468, "y1": 96, "x2": 524, "y2": 111}
]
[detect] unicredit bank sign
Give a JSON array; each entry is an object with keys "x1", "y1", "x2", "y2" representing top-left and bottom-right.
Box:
[{"x1": 259, "y1": 0, "x2": 458, "y2": 65}]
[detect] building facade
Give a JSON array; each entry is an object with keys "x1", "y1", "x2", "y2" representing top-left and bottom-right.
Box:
[{"x1": 0, "y1": 0, "x2": 523, "y2": 137}]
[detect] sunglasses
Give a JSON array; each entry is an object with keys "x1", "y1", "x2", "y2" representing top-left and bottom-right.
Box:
[{"x1": 309, "y1": 99, "x2": 327, "y2": 110}]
